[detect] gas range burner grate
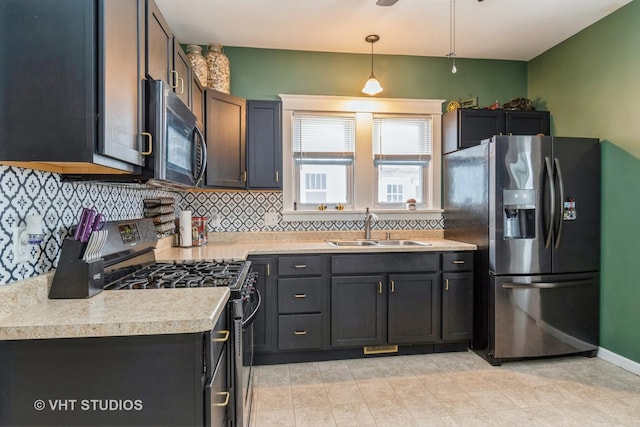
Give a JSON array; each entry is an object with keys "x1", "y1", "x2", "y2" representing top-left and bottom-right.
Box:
[{"x1": 104, "y1": 260, "x2": 251, "y2": 290}]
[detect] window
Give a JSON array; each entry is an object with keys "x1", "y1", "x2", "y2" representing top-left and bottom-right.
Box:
[
  {"x1": 373, "y1": 116, "x2": 432, "y2": 207},
  {"x1": 293, "y1": 113, "x2": 355, "y2": 208},
  {"x1": 280, "y1": 95, "x2": 443, "y2": 220}
]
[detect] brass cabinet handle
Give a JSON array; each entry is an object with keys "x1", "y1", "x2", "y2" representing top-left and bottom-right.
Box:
[
  {"x1": 177, "y1": 77, "x2": 184, "y2": 94},
  {"x1": 294, "y1": 264, "x2": 307, "y2": 269},
  {"x1": 213, "y1": 392, "x2": 230, "y2": 407},
  {"x1": 452, "y1": 260, "x2": 465, "y2": 264},
  {"x1": 213, "y1": 330, "x2": 230, "y2": 342},
  {"x1": 390, "y1": 280, "x2": 395, "y2": 293},
  {"x1": 294, "y1": 330, "x2": 307, "y2": 335},
  {"x1": 445, "y1": 279, "x2": 450, "y2": 291},
  {"x1": 267, "y1": 264, "x2": 270, "y2": 277},
  {"x1": 141, "y1": 132, "x2": 153, "y2": 155},
  {"x1": 275, "y1": 171, "x2": 279, "y2": 182},
  {"x1": 294, "y1": 294, "x2": 306, "y2": 298},
  {"x1": 242, "y1": 171, "x2": 247, "y2": 182},
  {"x1": 170, "y1": 70, "x2": 179, "y2": 89},
  {"x1": 378, "y1": 281, "x2": 383, "y2": 294}
]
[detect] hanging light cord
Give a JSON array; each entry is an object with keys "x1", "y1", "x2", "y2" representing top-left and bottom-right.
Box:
[{"x1": 449, "y1": 0, "x2": 455, "y2": 56}]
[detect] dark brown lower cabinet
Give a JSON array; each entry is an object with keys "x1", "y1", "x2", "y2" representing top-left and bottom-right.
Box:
[
  {"x1": 388, "y1": 273, "x2": 439, "y2": 344},
  {"x1": 441, "y1": 272, "x2": 474, "y2": 342},
  {"x1": 330, "y1": 275, "x2": 386, "y2": 347}
]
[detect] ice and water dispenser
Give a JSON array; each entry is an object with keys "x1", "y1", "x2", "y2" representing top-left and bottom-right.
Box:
[{"x1": 503, "y1": 189, "x2": 536, "y2": 239}]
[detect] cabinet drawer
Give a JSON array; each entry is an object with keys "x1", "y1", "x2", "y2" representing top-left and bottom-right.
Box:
[
  {"x1": 207, "y1": 306, "x2": 229, "y2": 378},
  {"x1": 278, "y1": 277, "x2": 322, "y2": 314},
  {"x1": 442, "y1": 252, "x2": 474, "y2": 271},
  {"x1": 278, "y1": 255, "x2": 322, "y2": 276},
  {"x1": 205, "y1": 347, "x2": 229, "y2": 426},
  {"x1": 278, "y1": 314, "x2": 322, "y2": 350},
  {"x1": 331, "y1": 253, "x2": 438, "y2": 274}
]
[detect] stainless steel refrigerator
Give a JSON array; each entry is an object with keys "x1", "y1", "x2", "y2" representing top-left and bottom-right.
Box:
[{"x1": 444, "y1": 135, "x2": 600, "y2": 365}]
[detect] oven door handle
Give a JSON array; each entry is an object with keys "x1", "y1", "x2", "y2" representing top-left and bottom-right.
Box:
[{"x1": 241, "y1": 288, "x2": 262, "y2": 329}]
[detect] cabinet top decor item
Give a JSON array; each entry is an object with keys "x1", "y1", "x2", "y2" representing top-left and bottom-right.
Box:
[{"x1": 205, "y1": 42, "x2": 230, "y2": 94}]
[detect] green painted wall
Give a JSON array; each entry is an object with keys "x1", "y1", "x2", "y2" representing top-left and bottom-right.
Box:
[
  {"x1": 224, "y1": 47, "x2": 527, "y2": 108},
  {"x1": 529, "y1": 0, "x2": 640, "y2": 363}
]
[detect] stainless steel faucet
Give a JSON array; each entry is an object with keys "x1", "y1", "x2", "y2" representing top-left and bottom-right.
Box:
[{"x1": 363, "y1": 207, "x2": 378, "y2": 239}]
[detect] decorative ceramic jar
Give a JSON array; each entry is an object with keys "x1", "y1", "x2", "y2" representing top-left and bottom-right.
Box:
[
  {"x1": 205, "y1": 42, "x2": 230, "y2": 94},
  {"x1": 186, "y1": 44, "x2": 208, "y2": 88}
]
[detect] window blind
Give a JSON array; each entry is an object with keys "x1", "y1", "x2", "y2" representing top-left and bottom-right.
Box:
[
  {"x1": 293, "y1": 113, "x2": 356, "y2": 155},
  {"x1": 373, "y1": 116, "x2": 432, "y2": 156}
]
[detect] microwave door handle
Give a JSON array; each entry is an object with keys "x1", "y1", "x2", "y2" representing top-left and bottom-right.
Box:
[{"x1": 193, "y1": 126, "x2": 207, "y2": 186}]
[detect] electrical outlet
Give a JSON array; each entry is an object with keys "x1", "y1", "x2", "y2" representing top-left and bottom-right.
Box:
[
  {"x1": 13, "y1": 226, "x2": 29, "y2": 264},
  {"x1": 264, "y1": 212, "x2": 278, "y2": 227},
  {"x1": 210, "y1": 213, "x2": 221, "y2": 228}
]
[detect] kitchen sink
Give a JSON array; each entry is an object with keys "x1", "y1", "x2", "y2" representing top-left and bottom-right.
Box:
[
  {"x1": 372, "y1": 239, "x2": 431, "y2": 246},
  {"x1": 326, "y1": 240, "x2": 379, "y2": 247},
  {"x1": 326, "y1": 239, "x2": 431, "y2": 247}
]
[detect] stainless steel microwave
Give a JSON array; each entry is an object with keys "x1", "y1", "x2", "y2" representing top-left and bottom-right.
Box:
[{"x1": 142, "y1": 79, "x2": 206, "y2": 187}]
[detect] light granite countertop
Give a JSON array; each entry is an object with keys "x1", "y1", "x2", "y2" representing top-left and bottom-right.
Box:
[
  {"x1": 154, "y1": 230, "x2": 476, "y2": 261},
  {"x1": 0, "y1": 272, "x2": 229, "y2": 341},
  {"x1": 0, "y1": 230, "x2": 475, "y2": 341}
]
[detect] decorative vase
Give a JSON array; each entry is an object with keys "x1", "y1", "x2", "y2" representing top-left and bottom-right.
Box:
[
  {"x1": 205, "y1": 43, "x2": 230, "y2": 94},
  {"x1": 186, "y1": 44, "x2": 208, "y2": 88}
]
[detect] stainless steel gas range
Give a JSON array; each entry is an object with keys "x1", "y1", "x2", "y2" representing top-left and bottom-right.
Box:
[{"x1": 104, "y1": 257, "x2": 260, "y2": 427}]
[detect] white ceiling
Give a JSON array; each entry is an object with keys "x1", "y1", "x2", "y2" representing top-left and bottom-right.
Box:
[{"x1": 155, "y1": 0, "x2": 632, "y2": 61}]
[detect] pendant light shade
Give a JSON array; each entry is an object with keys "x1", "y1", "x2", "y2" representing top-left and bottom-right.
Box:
[{"x1": 362, "y1": 35, "x2": 383, "y2": 95}]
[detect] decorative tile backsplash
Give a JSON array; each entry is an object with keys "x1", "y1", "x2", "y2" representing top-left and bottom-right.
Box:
[
  {"x1": 0, "y1": 165, "x2": 443, "y2": 286},
  {"x1": 0, "y1": 166, "x2": 175, "y2": 285},
  {"x1": 179, "y1": 191, "x2": 444, "y2": 232}
]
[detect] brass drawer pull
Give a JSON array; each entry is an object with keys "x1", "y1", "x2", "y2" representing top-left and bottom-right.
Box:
[
  {"x1": 445, "y1": 279, "x2": 450, "y2": 291},
  {"x1": 141, "y1": 132, "x2": 153, "y2": 155},
  {"x1": 294, "y1": 264, "x2": 307, "y2": 269},
  {"x1": 294, "y1": 330, "x2": 307, "y2": 335},
  {"x1": 213, "y1": 391, "x2": 230, "y2": 407},
  {"x1": 213, "y1": 330, "x2": 230, "y2": 342},
  {"x1": 452, "y1": 260, "x2": 465, "y2": 264},
  {"x1": 378, "y1": 281, "x2": 383, "y2": 294},
  {"x1": 390, "y1": 280, "x2": 395, "y2": 293},
  {"x1": 294, "y1": 294, "x2": 306, "y2": 298}
]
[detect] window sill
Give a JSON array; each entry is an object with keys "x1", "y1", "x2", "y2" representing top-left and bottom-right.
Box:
[{"x1": 281, "y1": 209, "x2": 443, "y2": 222}]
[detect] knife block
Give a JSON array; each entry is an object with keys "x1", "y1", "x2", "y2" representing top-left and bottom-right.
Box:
[{"x1": 49, "y1": 238, "x2": 104, "y2": 299}]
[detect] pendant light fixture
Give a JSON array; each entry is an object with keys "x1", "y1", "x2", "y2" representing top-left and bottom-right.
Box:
[
  {"x1": 446, "y1": 0, "x2": 457, "y2": 74},
  {"x1": 362, "y1": 34, "x2": 383, "y2": 95}
]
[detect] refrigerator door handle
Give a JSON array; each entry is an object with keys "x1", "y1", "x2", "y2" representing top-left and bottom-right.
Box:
[
  {"x1": 502, "y1": 279, "x2": 592, "y2": 289},
  {"x1": 544, "y1": 157, "x2": 555, "y2": 249},
  {"x1": 554, "y1": 157, "x2": 565, "y2": 249}
]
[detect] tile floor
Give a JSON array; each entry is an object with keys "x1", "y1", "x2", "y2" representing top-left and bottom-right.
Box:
[{"x1": 250, "y1": 351, "x2": 640, "y2": 426}]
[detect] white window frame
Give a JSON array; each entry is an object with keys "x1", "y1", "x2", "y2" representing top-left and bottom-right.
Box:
[{"x1": 280, "y1": 94, "x2": 444, "y2": 222}]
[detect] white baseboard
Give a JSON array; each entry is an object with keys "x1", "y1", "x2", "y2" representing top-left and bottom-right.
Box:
[{"x1": 598, "y1": 347, "x2": 640, "y2": 376}]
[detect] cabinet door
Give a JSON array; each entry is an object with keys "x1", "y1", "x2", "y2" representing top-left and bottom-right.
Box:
[
  {"x1": 248, "y1": 256, "x2": 274, "y2": 353},
  {"x1": 205, "y1": 90, "x2": 247, "y2": 188},
  {"x1": 504, "y1": 111, "x2": 550, "y2": 136},
  {"x1": 173, "y1": 41, "x2": 192, "y2": 108},
  {"x1": 441, "y1": 272, "x2": 473, "y2": 342},
  {"x1": 146, "y1": 0, "x2": 172, "y2": 83},
  {"x1": 247, "y1": 101, "x2": 282, "y2": 189},
  {"x1": 191, "y1": 75, "x2": 205, "y2": 131},
  {"x1": 388, "y1": 273, "x2": 439, "y2": 344},
  {"x1": 443, "y1": 109, "x2": 505, "y2": 154},
  {"x1": 331, "y1": 275, "x2": 385, "y2": 347},
  {"x1": 99, "y1": 0, "x2": 145, "y2": 166}
]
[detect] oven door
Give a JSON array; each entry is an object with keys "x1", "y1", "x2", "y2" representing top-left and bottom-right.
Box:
[{"x1": 233, "y1": 289, "x2": 261, "y2": 427}]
